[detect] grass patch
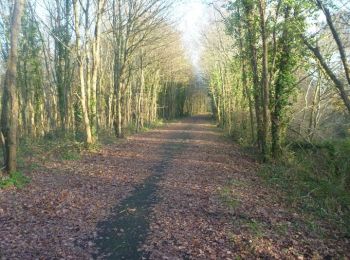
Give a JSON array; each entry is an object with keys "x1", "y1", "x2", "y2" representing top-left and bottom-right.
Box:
[
  {"x1": 220, "y1": 186, "x2": 240, "y2": 210},
  {"x1": 0, "y1": 172, "x2": 30, "y2": 189},
  {"x1": 260, "y1": 139, "x2": 350, "y2": 235},
  {"x1": 245, "y1": 219, "x2": 265, "y2": 237}
]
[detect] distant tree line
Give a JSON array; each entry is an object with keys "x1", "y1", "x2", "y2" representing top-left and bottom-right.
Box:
[{"x1": 0, "y1": 0, "x2": 196, "y2": 174}]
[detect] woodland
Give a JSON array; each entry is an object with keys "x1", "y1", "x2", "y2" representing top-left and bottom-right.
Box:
[{"x1": 0, "y1": 0, "x2": 349, "y2": 258}]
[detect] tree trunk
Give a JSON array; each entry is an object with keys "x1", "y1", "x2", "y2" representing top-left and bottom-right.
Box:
[
  {"x1": 114, "y1": 87, "x2": 122, "y2": 138},
  {"x1": 236, "y1": 5, "x2": 255, "y2": 140},
  {"x1": 258, "y1": 0, "x2": 269, "y2": 159},
  {"x1": 73, "y1": 0, "x2": 93, "y2": 144},
  {"x1": 243, "y1": 0, "x2": 264, "y2": 155},
  {"x1": 1, "y1": 0, "x2": 25, "y2": 174}
]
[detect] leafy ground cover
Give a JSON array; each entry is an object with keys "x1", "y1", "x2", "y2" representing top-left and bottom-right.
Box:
[{"x1": 0, "y1": 116, "x2": 348, "y2": 259}]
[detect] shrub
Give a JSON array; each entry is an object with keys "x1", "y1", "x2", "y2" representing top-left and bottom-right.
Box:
[{"x1": 260, "y1": 139, "x2": 350, "y2": 235}]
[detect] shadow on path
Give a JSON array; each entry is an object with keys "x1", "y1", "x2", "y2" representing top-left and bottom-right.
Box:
[{"x1": 94, "y1": 132, "x2": 190, "y2": 259}]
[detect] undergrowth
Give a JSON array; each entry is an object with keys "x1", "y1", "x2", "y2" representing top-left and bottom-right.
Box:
[
  {"x1": 0, "y1": 172, "x2": 30, "y2": 189},
  {"x1": 260, "y1": 138, "x2": 350, "y2": 235},
  {"x1": 12, "y1": 122, "x2": 167, "y2": 173},
  {"x1": 1, "y1": 123, "x2": 168, "y2": 189},
  {"x1": 20, "y1": 136, "x2": 85, "y2": 162}
]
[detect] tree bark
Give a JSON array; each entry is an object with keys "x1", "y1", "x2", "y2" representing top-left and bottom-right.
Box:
[
  {"x1": 242, "y1": 0, "x2": 265, "y2": 155},
  {"x1": 258, "y1": 0, "x2": 269, "y2": 160},
  {"x1": 1, "y1": 0, "x2": 25, "y2": 174},
  {"x1": 73, "y1": 0, "x2": 93, "y2": 144},
  {"x1": 91, "y1": 0, "x2": 106, "y2": 134}
]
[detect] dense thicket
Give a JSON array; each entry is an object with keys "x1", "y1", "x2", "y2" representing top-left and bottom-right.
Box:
[{"x1": 0, "y1": 0, "x2": 198, "y2": 174}]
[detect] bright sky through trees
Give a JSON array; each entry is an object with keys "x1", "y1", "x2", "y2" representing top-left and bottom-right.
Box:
[{"x1": 173, "y1": 0, "x2": 210, "y2": 76}]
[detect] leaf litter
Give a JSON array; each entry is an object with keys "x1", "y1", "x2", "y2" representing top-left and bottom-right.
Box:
[{"x1": 0, "y1": 116, "x2": 349, "y2": 259}]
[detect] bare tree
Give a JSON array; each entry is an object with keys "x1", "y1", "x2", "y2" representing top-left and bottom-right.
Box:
[{"x1": 304, "y1": 0, "x2": 350, "y2": 113}]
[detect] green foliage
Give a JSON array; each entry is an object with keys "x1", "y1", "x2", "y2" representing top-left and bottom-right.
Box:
[
  {"x1": 260, "y1": 139, "x2": 350, "y2": 234},
  {"x1": 213, "y1": 0, "x2": 310, "y2": 159},
  {"x1": 0, "y1": 172, "x2": 30, "y2": 189}
]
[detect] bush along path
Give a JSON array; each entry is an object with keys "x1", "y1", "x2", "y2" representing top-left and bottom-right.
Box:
[{"x1": 0, "y1": 116, "x2": 349, "y2": 259}]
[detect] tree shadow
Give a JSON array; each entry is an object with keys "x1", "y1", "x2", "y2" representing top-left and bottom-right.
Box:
[{"x1": 93, "y1": 133, "x2": 190, "y2": 259}]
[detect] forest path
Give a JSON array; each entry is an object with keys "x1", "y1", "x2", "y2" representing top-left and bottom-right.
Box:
[
  {"x1": 93, "y1": 115, "x2": 247, "y2": 259},
  {"x1": 0, "y1": 116, "x2": 348, "y2": 259},
  {"x1": 94, "y1": 116, "x2": 196, "y2": 259}
]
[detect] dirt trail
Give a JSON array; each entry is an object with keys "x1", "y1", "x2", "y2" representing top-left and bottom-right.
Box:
[
  {"x1": 0, "y1": 116, "x2": 348, "y2": 259},
  {"x1": 94, "y1": 122, "x2": 192, "y2": 259}
]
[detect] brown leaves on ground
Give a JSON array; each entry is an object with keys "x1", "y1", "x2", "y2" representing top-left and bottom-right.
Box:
[
  {"x1": 141, "y1": 117, "x2": 349, "y2": 259},
  {"x1": 0, "y1": 116, "x2": 349, "y2": 259},
  {"x1": 0, "y1": 140, "x2": 159, "y2": 258}
]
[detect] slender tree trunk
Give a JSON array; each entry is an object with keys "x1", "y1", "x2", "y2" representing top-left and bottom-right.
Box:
[
  {"x1": 139, "y1": 54, "x2": 145, "y2": 129},
  {"x1": 258, "y1": 0, "x2": 269, "y2": 160},
  {"x1": 73, "y1": 0, "x2": 93, "y2": 144},
  {"x1": 1, "y1": 0, "x2": 25, "y2": 174},
  {"x1": 308, "y1": 80, "x2": 320, "y2": 141},
  {"x1": 114, "y1": 87, "x2": 122, "y2": 137},
  {"x1": 91, "y1": 0, "x2": 103, "y2": 131}
]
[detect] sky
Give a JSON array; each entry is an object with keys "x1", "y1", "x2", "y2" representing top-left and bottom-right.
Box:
[{"x1": 172, "y1": 0, "x2": 211, "y2": 77}]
